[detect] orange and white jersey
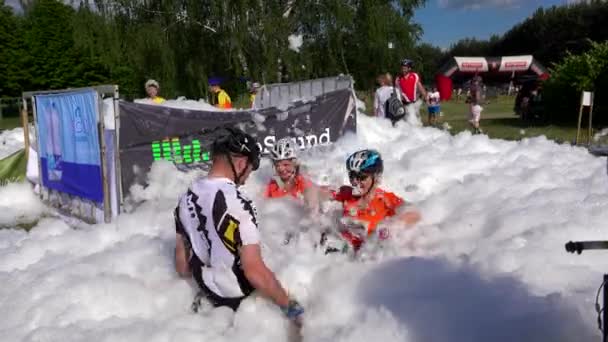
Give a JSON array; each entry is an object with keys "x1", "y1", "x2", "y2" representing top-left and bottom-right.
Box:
[
  {"x1": 264, "y1": 174, "x2": 313, "y2": 199},
  {"x1": 332, "y1": 187, "x2": 404, "y2": 249}
]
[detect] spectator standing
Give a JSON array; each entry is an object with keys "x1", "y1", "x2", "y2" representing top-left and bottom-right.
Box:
[
  {"x1": 373, "y1": 73, "x2": 394, "y2": 119},
  {"x1": 394, "y1": 59, "x2": 427, "y2": 126}
]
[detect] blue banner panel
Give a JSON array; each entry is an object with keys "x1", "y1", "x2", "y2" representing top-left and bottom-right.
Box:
[{"x1": 35, "y1": 90, "x2": 103, "y2": 203}]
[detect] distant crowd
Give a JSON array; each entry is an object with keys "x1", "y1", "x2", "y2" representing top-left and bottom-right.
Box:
[
  {"x1": 372, "y1": 59, "x2": 485, "y2": 134},
  {"x1": 144, "y1": 59, "x2": 492, "y2": 134},
  {"x1": 143, "y1": 78, "x2": 261, "y2": 109}
]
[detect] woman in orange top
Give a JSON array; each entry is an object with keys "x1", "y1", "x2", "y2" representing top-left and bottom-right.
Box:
[
  {"x1": 266, "y1": 137, "x2": 322, "y2": 245},
  {"x1": 326, "y1": 149, "x2": 421, "y2": 252},
  {"x1": 265, "y1": 137, "x2": 313, "y2": 200}
]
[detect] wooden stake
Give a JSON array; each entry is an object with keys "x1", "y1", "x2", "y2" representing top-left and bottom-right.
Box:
[
  {"x1": 97, "y1": 93, "x2": 111, "y2": 224},
  {"x1": 576, "y1": 92, "x2": 584, "y2": 145},
  {"x1": 588, "y1": 92, "x2": 595, "y2": 145},
  {"x1": 21, "y1": 99, "x2": 30, "y2": 160}
]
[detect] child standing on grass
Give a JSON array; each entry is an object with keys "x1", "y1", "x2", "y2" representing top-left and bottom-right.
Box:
[{"x1": 427, "y1": 86, "x2": 441, "y2": 127}]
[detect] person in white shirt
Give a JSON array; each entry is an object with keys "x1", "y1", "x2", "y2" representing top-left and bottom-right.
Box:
[
  {"x1": 373, "y1": 73, "x2": 394, "y2": 119},
  {"x1": 173, "y1": 127, "x2": 304, "y2": 326},
  {"x1": 468, "y1": 75, "x2": 484, "y2": 134},
  {"x1": 426, "y1": 86, "x2": 441, "y2": 126}
]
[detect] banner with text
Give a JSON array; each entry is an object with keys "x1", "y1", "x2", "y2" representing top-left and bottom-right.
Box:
[
  {"x1": 119, "y1": 88, "x2": 357, "y2": 195},
  {"x1": 35, "y1": 90, "x2": 103, "y2": 202}
]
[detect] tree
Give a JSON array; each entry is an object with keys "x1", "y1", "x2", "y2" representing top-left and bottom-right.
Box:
[
  {"x1": 20, "y1": 0, "x2": 110, "y2": 92},
  {"x1": 0, "y1": 0, "x2": 429, "y2": 99},
  {"x1": 0, "y1": 0, "x2": 28, "y2": 97},
  {"x1": 543, "y1": 41, "x2": 608, "y2": 123},
  {"x1": 414, "y1": 43, "x2": 445, "y2": 86}
]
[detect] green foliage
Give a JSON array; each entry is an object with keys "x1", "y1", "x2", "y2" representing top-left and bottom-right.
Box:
[
  {"x1": 0, "y1": 0, "x2": 27, "y2": 97},
  {"x1": 414, "y1": 43, "x2": 446, "y2": 86},
  {"x1": 0, "y1": 0, "x2": 427, "y2": 99},
  {"x1": 543, "y1": 41, "x2": 608, "y2": 123},
  {"x1": 495, "y1": 1, "x2": 608, "y2": 67},
  {"x1": 447, "y1": 36, "x2": 499, "y2": 57}
]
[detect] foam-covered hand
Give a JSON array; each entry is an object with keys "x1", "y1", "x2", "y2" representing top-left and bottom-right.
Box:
[
  {"x1": 281, "y1": 300, "x2": 305, "y2": 326},
  {"x1": 401, "y1": 210, "x2": 421, "y2": 225}
]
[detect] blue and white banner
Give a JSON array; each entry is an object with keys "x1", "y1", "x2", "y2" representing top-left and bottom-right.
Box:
[{"x1": 35, "y1": 90, "x2": 103, "y2": 203}]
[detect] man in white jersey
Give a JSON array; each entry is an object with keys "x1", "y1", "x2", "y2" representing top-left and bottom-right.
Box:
[{"x1": 173, "y1": 127, "x2": 304, "y2": 324}]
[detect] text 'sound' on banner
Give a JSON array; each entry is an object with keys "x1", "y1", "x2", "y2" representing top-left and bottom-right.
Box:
[
  {"x1": 35, "y1": 90, "x2": 103, "y2": 203},
  {"x1": 119, "y1": 88, "x2": 357, "y2": 195}
]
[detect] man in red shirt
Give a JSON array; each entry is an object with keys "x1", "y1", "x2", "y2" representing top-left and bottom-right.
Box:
[{"x1": 395, "y1": 59, "x2": 428, "y2": 126}]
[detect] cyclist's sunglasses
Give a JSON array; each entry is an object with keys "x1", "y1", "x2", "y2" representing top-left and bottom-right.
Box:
[{"x1": 349, "y1": 171, "x2": 371, "y2": 182}]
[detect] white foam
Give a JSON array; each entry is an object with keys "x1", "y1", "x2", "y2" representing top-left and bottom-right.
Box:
[
  {"x1": 0, "y1": 126, "x2": 26, "y2": 159},
  {"x1": 134, "y1": 97, "x2": 241, "y2": 111},
  {"x1": 0, "y1": 113, "x2": 606, "y2": 341},
  {"x1": 288, "y1": 34, "x2": 303, "y2": 52}
]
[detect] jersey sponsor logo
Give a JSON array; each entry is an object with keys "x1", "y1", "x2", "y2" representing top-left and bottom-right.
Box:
[
  {"x1": 212, "y1": 189, "x2": 246, "y2": 254},
  {"x1": 218, "y1": 214, "x2": 242, "y2": 253}
]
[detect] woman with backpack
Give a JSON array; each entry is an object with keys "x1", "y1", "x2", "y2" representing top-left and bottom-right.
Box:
[{"x1": 373, "y1": 73, "x2": 394, "y2": 119}]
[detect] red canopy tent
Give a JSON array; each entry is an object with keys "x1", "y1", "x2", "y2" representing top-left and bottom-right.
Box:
[{"x1": 435, "y1": 55, "x2": 550, "y2": 101}]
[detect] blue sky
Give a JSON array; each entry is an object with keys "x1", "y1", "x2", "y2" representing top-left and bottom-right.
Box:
[{"x1": 414, "y1": 0, "x2": 584, "y2": 48}]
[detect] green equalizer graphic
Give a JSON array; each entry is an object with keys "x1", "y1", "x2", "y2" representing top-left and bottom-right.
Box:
[{"x1": 151, "y1": 138, "x2": 210, "y2": 163}]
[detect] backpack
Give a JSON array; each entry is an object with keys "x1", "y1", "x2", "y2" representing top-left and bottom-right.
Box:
[{"x1": 385, "y1": 82, "x2": 406, "y2": 124}]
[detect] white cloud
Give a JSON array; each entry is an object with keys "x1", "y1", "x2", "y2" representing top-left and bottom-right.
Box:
[{"x1": 438, "y1": 0, "x2": 523, "y2": 10}]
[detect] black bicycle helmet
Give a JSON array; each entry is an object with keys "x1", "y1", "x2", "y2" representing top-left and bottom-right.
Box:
[
  {"x1": 400, "y1": 58, "x2": 414, "y2": 68},
  {"x1": 212, "y1": 126, "x2": 261, "y2": 170}
]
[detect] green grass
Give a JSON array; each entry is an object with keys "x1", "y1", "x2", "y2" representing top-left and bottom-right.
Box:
[
  {"x1": 0, "y1": 116, "x2": 24, "y2": 130},
  {"x1": 438, "y1": 96, "x2": 581, "y2": 143},
  {"x1": 357, "y1": 92, "x2": 585, "y2": 144},
  {"x1": 0, "y1": 219, "x2": 41, "y2": 231}
]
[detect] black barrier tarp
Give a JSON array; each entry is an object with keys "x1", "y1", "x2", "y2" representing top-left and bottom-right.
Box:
[{"x1": 119, "y1": 89, "x2": 357, "y2": 195}]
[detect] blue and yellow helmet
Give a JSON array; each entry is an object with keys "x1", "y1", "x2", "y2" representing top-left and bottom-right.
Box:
[{"x1": 346, "y1": 149, "x2": 383, "y2": 175}]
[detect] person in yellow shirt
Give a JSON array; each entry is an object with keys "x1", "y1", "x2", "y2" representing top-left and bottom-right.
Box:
[
  {"x1": 249, "y1": 82, "x2": 260, "y2": 108},
  {"x1": 209, "y1": 78, "x2": 232, "y2": 109},
  {"x1": 145, "y1": 79, "x2": 166, "y2": 104}
]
